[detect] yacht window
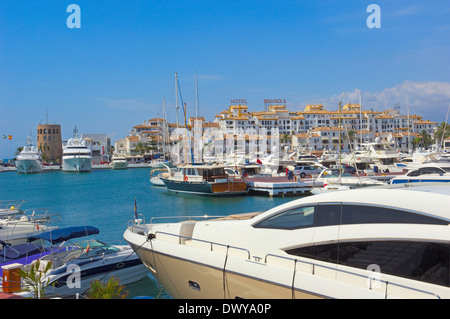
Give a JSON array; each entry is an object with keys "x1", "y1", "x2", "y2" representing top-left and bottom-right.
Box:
[
  {"x1": 342, "y1": 205, "x2": 449, "y2": 225},
  {"x1": 254, "y1": 206, "x2": 316, "y2": 230},
  {"x1": 285, "y1": 241, "x2": 450, "y2": 287}
]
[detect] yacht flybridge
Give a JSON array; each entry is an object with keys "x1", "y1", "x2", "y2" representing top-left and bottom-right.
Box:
[{"x1": 124, "y1": 184, "x2": 450, "y2": 299}]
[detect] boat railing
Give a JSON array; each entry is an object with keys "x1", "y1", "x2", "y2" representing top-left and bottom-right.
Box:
[
  {"x1": 264, "y1": 253, "x2": 441, "y2": 299},
  {"x1": 153, "y1": 230, "x2": 251, "y2": 260},
  {"x1": 127, "y1": 214, "x2": 148, "y2": 233},
  {"x1": 149, "y1": 215, "x2": 226, "y2": 224}
]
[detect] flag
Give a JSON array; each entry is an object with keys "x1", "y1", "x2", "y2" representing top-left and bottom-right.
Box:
[
  {"x1": 2, "y1": 135, "x2": 6, "y2": 139},
  {"x1": 8, "y1": 135, "x2": 12, "y2": 140},
  {"x1": 84, "y1": 243, "x2": 90, "y2": 253},
  {"x1": 256, "y1": 158, "x2": 262, "y2": 165},
  {"x1": 134, "y1": 197, "x2": 138, "y2": 220}
]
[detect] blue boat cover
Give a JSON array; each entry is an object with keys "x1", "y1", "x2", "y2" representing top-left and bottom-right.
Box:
[{"x1": 27, "y1": 226, "x2": 99, "y2": 244}]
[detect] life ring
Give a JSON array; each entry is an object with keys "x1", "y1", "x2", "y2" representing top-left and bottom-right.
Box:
[{"x1": 184, "y1": 175, "x2": 188, "y2": 182}]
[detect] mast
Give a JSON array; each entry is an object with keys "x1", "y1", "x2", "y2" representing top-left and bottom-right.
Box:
[
  {"x1": 162, "y1": 97, "x2": 166, "y2": 160},
  {"x1": 359, "y1": 89, "x2": 362, "y2": 147},
  {"x1": 195, "y1": 71, "x2": 199, "y2": 119},
  {"x1": 175, "y1": 72, "x2": 179, "y2": 132},
  {"x1": 338, "y1": 102, "x2": 342, "y2": 180}
]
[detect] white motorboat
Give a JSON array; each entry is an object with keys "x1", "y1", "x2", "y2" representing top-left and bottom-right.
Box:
[
  {"x1": 21, "y1": 226, "x2": 149, "y2": 298},
  {"x1": 390, "y1": 163, "x2": 450, "y2": 184},
  {"x1": 15, "y1": 141, "x2": 44, "y2": 174},
  {"x1": 314, "y1": 168, "x2": 385, "y2": 188},
  {"x1": 124, "y1": 183, "x2": 450, "y2": 299},
  {"x1": 62, "y1": 128, "x2": 92, "y2": 173},
  {"x1": 310, "y1": 184, "x2": 351, "y2": 194},
  {"x1": 109, "y1": 153, "x2": 128, "y2": 170},
  {"x1": 0, "y1": 200, "x2": 25, "y2": 217},
  {"x1": 0, "y1": 209, "x2": 60, "y2": 248},
  {"x1": 149, "y1": 168, "x2": 167, "y2": 187}
]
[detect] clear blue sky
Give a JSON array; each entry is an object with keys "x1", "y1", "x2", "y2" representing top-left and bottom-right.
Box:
[{"x1": 1, "y1": 0, "x2": 450, "y2": 157}]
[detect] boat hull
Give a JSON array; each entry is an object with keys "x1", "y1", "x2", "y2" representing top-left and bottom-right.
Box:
[
  {"x1": 125, "y1": 233, "x2": 322, "y2": 299},
  {"x1": 15, "y1": 159, "x2": 43, "y2": 174},
  {"x1": 111, "y1": 161, "x2": 128, "y2": 169},
  {"x1": 62, "y1": 157, "x2": 92, "y2": 172},
  {"x1": 44, "y1": 250, "x2": 148, "y2": 297},
  {"x1": 160, "y1": 178, "x2": 247, "y2": 196}
]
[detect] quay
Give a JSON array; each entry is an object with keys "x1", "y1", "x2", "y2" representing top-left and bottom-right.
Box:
[{"x1": 246, "y1": 175, "x2": 319, "y2": 197}]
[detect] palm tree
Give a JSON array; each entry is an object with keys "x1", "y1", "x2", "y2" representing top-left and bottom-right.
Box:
[
  {"x1": 86, "y1": 276, "x2": 128, "y2": 299},
  {"x1": 14, "y1": 146, "x2": 24, "y2": 156}
]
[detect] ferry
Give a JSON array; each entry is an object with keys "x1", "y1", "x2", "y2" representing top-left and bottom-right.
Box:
[{"x1": 124, "y1": 183, "x2": 450, "y2": 299}]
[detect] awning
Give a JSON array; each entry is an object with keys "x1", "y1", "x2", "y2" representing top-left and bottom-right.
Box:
[{"x1": 27, "y1": 226, "x2": 99, "y2": 244}]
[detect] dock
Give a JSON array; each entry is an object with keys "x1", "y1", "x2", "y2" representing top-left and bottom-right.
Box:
[{"x1": 246, "y1": 175, "x2": 321, "y2": 197}]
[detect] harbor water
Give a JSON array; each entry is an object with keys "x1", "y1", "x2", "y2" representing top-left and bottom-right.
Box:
[{"x1": 0, "y1": 168, "x2": 294, "y2": 298}]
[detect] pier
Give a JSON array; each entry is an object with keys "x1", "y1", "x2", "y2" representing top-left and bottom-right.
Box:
[{"x1": 246, "y1": 176, "x2": 320, "y2": 197}]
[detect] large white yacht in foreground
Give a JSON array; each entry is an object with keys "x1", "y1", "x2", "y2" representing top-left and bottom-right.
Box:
[
  {"x1": 62, "y1": 128, "x2": 92, "y2": 173},
  {"x1": 124, "y1": 184, "x2": 450, "y2": 299}
]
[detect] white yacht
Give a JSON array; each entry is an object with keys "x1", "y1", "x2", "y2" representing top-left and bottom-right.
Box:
[
  {"x1": 124, "y1": 184, "x2": 450, "y2": 299},
  {"x1": 62, "y1": 128, "x2": 92, "y2": 173},
  {"x1": 109, "y1": 153, "x2": 128, "y2": 170},
  {"x1": 15, "y1": 141, "x2": 44, "y2": 174},
  {"x1": 390, "y1": 163, "x2": 450, "y2": 184}
]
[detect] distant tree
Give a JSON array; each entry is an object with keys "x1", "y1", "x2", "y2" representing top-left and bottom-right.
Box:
[
  {"x1": 421, "y1": 130, "x2": 433, "y2": 149},
  {"x1": 433, "y1": 122, "x2": 450, "y2": 146}
]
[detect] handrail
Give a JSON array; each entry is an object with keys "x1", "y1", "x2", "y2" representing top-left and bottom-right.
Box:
[
  {"x1": 149, "y1": 215, "x2": 226, "y2": 224},
  {"x1": 154, "y1": 230, "x2": 251, "y2": 260},
  {"x1": 264, "y1": 253, "x2": 441, "y2": 299}
]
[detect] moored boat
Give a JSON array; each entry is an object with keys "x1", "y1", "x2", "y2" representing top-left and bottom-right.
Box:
[
  {"x1": 160, "y1": 164, "x2": 247, "y2": 196},
  {"x1": 15, "y1": 140, "x2": 44, "y2": 174},
  {"x1": 124, "y1": 183, "x2": 450, "y2": 299}
]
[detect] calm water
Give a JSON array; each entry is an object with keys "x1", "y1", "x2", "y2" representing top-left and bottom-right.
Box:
[{"x1": 0, "y1": 168, "x2": 296, "y2": 298}]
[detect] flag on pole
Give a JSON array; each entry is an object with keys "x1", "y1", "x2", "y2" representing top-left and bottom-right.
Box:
[
  {"x1": 134, "y1": 197, "x2": 138, "y2": 220},
  {"x1": 2, "y1": 135, "x2": 6, "y2": 139},
  {"x1": 8, "y1": 135, "x2": 12, "y2": 140}
]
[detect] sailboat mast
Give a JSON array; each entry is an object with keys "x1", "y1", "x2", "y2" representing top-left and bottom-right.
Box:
[
  {"x1": 195, "y1": 71, "x2": 199, "y2": 119},
  {"x1": 338, "y1": 102, "x2": 342, "y2": 178},
  {"x1": 162, "y1": 97, "x2": 166, "y2": 160},
  {"x1": 175, "y1": 72, "x2": 179, "y2": 131}
]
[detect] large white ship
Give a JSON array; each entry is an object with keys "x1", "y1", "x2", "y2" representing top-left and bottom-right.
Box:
[
  {"x1": 15, "y1": 139, "x2": 44, "y2": 174},
  {"x1": 61, "y1": 127, "x2": 92, "y2": 173}
]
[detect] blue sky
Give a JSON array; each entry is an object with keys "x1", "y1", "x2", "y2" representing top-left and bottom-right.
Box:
[{"x1": 1, "y1": 0, "x2": 450, "y2": 157}]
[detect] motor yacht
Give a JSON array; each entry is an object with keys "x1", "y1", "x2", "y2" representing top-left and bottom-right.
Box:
[
  {"x1": 124, "y1": 184, "x2": 450, "y2": 299},
  {"x1": 390, "y1": 163, "x2": 450, "y2": 184},
  {"x1": 109, "y1": 153, "x2": 128, "y2": 170},
  {"x1": 21, "y1": 226, "x2": 149, "y2": 298},
  {"x1": 62, "y1": 128, "x2": 92, "y2": 173},
  {"x1": 15, "y1": 141, "x2": 44, "y2": 174}
]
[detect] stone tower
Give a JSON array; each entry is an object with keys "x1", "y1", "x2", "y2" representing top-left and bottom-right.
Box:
[{"x1": 37, "y1": 123, "x2": 62, "y2": 163}]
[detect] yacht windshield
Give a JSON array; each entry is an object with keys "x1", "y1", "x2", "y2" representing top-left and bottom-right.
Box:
[{"x1": 77, "y1": 240, "x2": 120, "y2": 259}]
